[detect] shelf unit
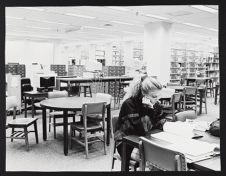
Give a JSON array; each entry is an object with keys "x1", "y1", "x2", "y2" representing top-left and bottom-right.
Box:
[
  {"x1": 50, "y1": 64, "x2": 67, "y2": 76},
  {"x1": 205, "y1": 52, "x2": 219, "y2": 84},
  {"x1": 5, "y1": 63, "x2": 26, "y2": 78},
  {"x1": 112, "y1": 46, "x2": 124, "y2": 66},
  {"x1": 133, "y1": 48, "x2": 143, "y2": 61},
  {"x1": 170, "y1": 49, "x2": 208, "y2": 83},
  {"x1": 95, "y1": 50, "x2": 105, "y2": 66}
]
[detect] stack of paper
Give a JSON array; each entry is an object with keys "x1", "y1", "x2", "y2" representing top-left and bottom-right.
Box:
[{"x1": 151, "y1": 132, "x2": 219, "y2": 163}]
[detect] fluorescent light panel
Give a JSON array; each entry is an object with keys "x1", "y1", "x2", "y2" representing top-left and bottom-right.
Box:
[
  {"x1": 65, "y1": 13, "x2": 96, "y2": 19},
  {"x1": 182, "y1": 22, "x2": 202, "y2": 28},
  {"x1": 19, "y1": 7, "x2": 45, "y2": 11},
  {"x1": 84, "y1": 26, "x2": 105, "y2": 30},
  {"x1": 25, "y1": 26, "x2": 52, "y2": 30},
  {"x1": 191, "y1": 5, "x2": 218, "y2": 13},
  {"x1": 107, "y1": 6, "x2": 130, "y2": 11},
  {"x1": 6, "y1": 16, "x2": 23, "y2": 20},
  {"x1": 145, "y1": 14, "x2": 169, "y2": 20},
  {"x1": 111, "y1": 20, "x2": 134, "y2": 26}
]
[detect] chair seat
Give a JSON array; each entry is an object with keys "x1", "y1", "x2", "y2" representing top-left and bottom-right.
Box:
[
  {"x1": 8, "y1": 118, "x2": 38, "y2": 127},
  {"x1": 34, "y1": 102, "x2": 41, "y2": 108},
  {"x1": 71, "y1": 121, "x2": 102, "y2": 131}
]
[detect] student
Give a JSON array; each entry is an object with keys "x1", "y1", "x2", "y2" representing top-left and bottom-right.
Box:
[{"x1": 114, "y1": 75, "x2": 166, "y2": 159}]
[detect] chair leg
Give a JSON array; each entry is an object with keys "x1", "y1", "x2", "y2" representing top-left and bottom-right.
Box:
[
  {"x1": 53, "y1": 117, "x2": 56, "y2": 139},
  {"x1": 69, "y1": 125, "x2": 73, "y2": 149},
  {"x1": 49, "y1": 116, "x2": 51, "y2": 132},
  {"x1": 24, "y1": 127, "x2": 29, "y2": 151},
  {"x1": 84, "y1": 131, "x2": 88, "y2": 159},
  {"x1": 84, "y1": 87, "x2": 87, "y2": 97},
  {"x1": 11, "y1": 127, "x2": 14, "y2": 142},
  {"x1": 89, "y1": 86, "x2": 92, "y2": 97},
  {"x1": 34, "y1": 120, "x2": 39, "y2": 144}
]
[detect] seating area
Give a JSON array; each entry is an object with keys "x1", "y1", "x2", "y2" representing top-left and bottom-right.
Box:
[{"x1": 4, "y1": 5, "x2": 220, "y2": 173}]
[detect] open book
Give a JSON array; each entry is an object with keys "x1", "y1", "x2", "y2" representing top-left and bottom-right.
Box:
[{"x1": 151, "y1": 122, "x2": 220, "y2": 163}]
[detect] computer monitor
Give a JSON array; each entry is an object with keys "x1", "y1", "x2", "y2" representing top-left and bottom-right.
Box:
[{"x1": 40, "y1": 76, "x2": 55, "y2": 88}]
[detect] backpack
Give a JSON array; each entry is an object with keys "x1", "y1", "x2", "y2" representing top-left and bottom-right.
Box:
[{"x1": 209, "y1": 119, "x2": 220, "y2": 137}]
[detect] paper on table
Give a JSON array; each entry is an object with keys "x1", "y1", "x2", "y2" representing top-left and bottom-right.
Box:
[
  {"x1": 151, "y1": 132, "x2": 219, "y2": 163},
  {"x1": 163, "y1": 121, "x2": 195, "y2": 138}
]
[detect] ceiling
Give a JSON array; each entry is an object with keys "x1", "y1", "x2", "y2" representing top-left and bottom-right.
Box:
[{"x1": 5, "y1": 5, "x2": 218, "y2": 44}]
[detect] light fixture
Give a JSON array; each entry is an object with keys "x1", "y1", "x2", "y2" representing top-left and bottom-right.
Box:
[
  {"x1": 175, "y1": 32, "x2": 187, "y2": 35},
  {"x1": 64, "y1": 13, "x2": 96, "y2": 19},
  {"x1": 111, "y1": 20, "x2": 134, "y2": 26},
  {"x1": 107, "y1": 6, "x2": 130, "y2": 11},
  {"x1": 28, "y1": 19, "x2": 69, "y2": 25},
  {"x1": 182, "y1": 22, "x2": 202, "y2": 28},
  {"x1": 6, "y1": 16, "x2": 23, "y2": 20},
  {"x1": 83, "y1": 26, "x2": 106, "y2": 30},
  {"x1": 18, "y1": 7, "x2": 45, "y2": 11},
  {"x1": 191, "y1": 5, "x2": 218, "y2": 13},
  {"x1": 206, "y1": 28, "x2": 218, "y2": 32},
  {"x1": 25, "y1": 26, "x2": 52, "y2": 30},
  {"x1": 145, "y1": 14, "x2": 169, "y2": 20},
  {"x1": 123, "y1": 31, "x2": 142, "y2": 35}
]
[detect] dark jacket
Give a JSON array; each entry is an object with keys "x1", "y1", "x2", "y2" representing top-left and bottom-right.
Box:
[{"x1": 114, "y1": 97, "x2": 165, "y2": 146}]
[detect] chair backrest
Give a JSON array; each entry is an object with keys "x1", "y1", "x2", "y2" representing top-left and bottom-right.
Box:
[
  {"x1": 82, "y1": 102, "x2": 106, "y2": 118},
  {"x1": 6, "y1": 96, "x2": 18, "y2": 111},
  {"x1": 48, "y1": 90, "x2": 68, "y2": 99},
  {"x1": 95, "y1": 93, "x2": 112, "y2": 105},
  {"x1": 170, "y1": 93, "x2": 182, "y2": 120},
  {"x1": 139, "y1": 137, "x2": 187, "y2": 171},
  {"x1": 195, "y1": 79, "x2": 206, "y2": 87},
  {"x1": 171, "y1": 93, "x2": 182, "y2": 104},
  {"x1": 183, "y1": 86, "x2": 197, "y2": 95},
  {"x1": 111, "y1": 115, "x2": 119, "y2": 134}
]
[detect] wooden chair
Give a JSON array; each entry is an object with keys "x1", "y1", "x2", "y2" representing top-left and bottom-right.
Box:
[
  {"x1": 197, "y1": 85, "x2": 207, "y2": 114},
  {"x1": 162, "y1": 93, "x2": 182, "y2": 121},
  {"x1": 111, "y1": 115, "x2": 139, "y2": 171},
  {"x1": 206, "y1": 79, "x2": 214, "y2": 97},
  {"x1": 6, "y1": 96, "x2": 39, "y2": 151},
  {"x1": 48, "y1": 90, "x2": 76, "y2": 138},
  {"x1": 78, "y1": 83, "x2": 92, "y2": 97},
  {"x1": 70, "y1": 102, "x2": 106, "y2": 158},
  {"x1": 182, "y1": 87, "x2": 198, "y2": 116},
  {"x1": 139, "y1": 137, "x2": 187, "y2": 171}
]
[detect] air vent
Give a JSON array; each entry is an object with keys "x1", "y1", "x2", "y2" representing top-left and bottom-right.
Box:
[
  {"x1": 167, "y1": 11, "x2": 193, "y2": 17},
  {"x1": 104, "y1": 23, "x2": 112, "y2": 27},
  {"x1": 64, "y1": 26, "x2": 82, "y2": 33}
]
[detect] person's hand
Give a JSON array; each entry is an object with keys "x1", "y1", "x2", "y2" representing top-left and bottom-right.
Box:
[{"x1": 142, "y1": 97, "x2": 154, "y2": 107}]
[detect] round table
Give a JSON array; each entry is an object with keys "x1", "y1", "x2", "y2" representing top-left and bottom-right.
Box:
[{"x1": 40, "y1": 96, "x2": 111, "y2": 156}]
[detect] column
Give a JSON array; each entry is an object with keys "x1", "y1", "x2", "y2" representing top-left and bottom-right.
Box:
[{"x1": 143, "y1": 22, "x2": 172, "y2": 85}]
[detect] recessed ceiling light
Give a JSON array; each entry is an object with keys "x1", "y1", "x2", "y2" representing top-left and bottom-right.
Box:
[
  {"x1": 191, "y1": 5, "x2": 218, "y2": 13},
  {"x1": 107, "y1": 6, "x2": 130, "y2": 11},
  {"x1": 104, "y1": 24, "x2": 113, "y2": 27},
  {"x1": 6, "y1": 16, "x2": 23, "y2": 20},
  {"x1": 123, "y1": 31, "x2": 142, "y2": 35},
  {"x1": 111, "y1": 21, "x2": 134, "y2": 26},
  {"x1": 145, "y1": 14, "x2": 169, "y2": 20},
  {"x1": 64, "y1": 13, "x2": 96, "y2": 19},
  {"x1": 182, "y1": 22, "x2": 202, "y2": 28},
  {"x1": 18, "y1": 7, "x2": 45, "y2": 11}
]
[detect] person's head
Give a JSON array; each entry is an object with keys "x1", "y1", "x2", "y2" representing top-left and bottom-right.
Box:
[
  {"x1": 122, "y1": 75, "x2": 162, "y2": 103},
  {"x1": 141, "y1": 76, "x2": 162, "y2": 104}
]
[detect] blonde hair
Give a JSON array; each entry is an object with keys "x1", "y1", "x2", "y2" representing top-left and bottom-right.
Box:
[{"x1": 122, "y1": 75, "x2": 162, "y2": 102}]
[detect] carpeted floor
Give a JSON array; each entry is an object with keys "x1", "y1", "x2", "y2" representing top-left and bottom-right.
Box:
[{"x1": 5, "y1": 97, "x2": 219, "y2": 171}]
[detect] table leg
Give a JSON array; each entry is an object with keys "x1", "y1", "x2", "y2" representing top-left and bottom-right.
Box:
[
  {"x1": 107, "y1": 105, "x2": 111, "y2": 146},
  {"x1": 42, "y1": 108, "x2": 47, "y2": 141},
  {"x1": 121, "y1": 139, "x2": 129, "y2": 171},
  {"x1": 63, "y1": 110, "x2": 68, "y2": 156},
  {"x1": 215, "y1": 85, "x2": 219, "y2": 105},
  {"x1": 199, "y1": 90, "x2": 203, "y2": 115},
  {"x1": 31, "y1": 97, "x2": 34, "y2": 118},
  {"x1": 24, "y1": 96, "x2": 27, "y2": 118}
]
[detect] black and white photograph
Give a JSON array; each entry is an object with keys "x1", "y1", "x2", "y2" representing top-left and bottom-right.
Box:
[{"x1": 3, "y1": 3, "x2": 220, "y2": 173}]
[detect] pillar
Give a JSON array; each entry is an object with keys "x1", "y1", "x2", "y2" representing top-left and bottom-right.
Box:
[{"x1": 143, "y1": 22, "x2": 172, "y2": 85}]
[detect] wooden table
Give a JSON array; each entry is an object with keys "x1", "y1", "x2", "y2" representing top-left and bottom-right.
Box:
[
  {"x1": 185, "y1": 77, "x2": 212, "y2": 86},
  {"x1": 23, "y1": 91, "x2": 48, "y2": 118},
  {"x1": 40, "y1": 96, "x2": 111, "y2": 156},
  {"x1": 167, "y1": 86, "x2": 205, "y2": 115},
  {"x1": 57, "y1": 76, "x2": 133, "y2": 106},
  {"x1": 121, "y1": 130, "x2": 220, "y2": 171}
]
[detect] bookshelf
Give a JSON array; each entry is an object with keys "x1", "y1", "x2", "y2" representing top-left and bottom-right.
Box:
[
  {"x1": 95, "y1": 50, "x2": 105, "y2": 66},
  {"x1": 112, "y1": 46, "x2": 124, "y2": 66}
]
